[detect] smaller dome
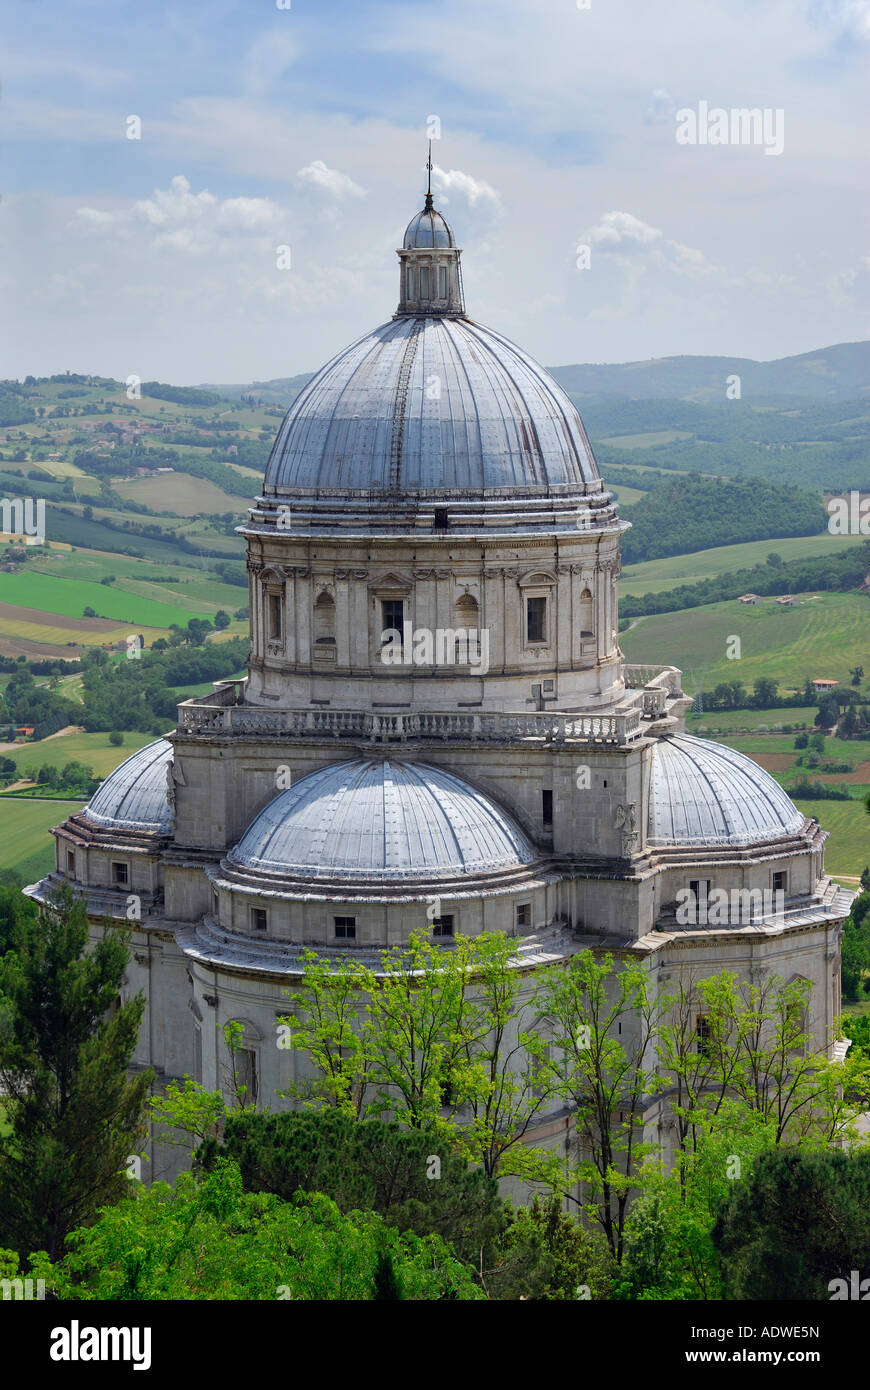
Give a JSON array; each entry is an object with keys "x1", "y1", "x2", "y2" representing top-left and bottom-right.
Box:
[
  {"x1": 83, "y1": 738, "x2": 173, "y2": 834},
  {"x1": 229, "y1": 758, "x2": 535, "y2": 881},
  {"x1": 403, "y1": 208, "x2": 455, "y2": 249},
  {"x1": 649, "y1": 733, "x2": 805, "y2": 847}
]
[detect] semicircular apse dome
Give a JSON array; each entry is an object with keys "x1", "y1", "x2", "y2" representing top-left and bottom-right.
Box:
[
  {"x1": 649, "y1": 733, "x2": 805, "y2": 847},
  {"x1": 82, "y1": 739, "x2": 173, "y2": 834},
  {"x1": 229, "y1": 758, "x2": 537, "y2": 880}
]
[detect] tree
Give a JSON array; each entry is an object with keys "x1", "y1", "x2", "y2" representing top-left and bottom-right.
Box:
[
  {"x1": 766, "y1": 552, "x2": 783, "y2": 567},
  {"x1": 195, "y1": 1109, "x2": 502, "y2": 1271},
  {"x1": 531, "y1": 951, "x2": 665, "y2": 1261},
  {"x1": 620, "y1": 1101, "x2": 776, "y2": 1301},
  {"x1": 82, "y1": 607, "x2": 96, "y2": 619},
  {"x1": 713, "y1": 1149, "x2": 870, "y2": 1300},
  {"x1": 493, "y1": 1195, "x2": 616, "y2": 1300},
  {"x1": 851, "y1": 666, "x2": 864, "y2": 686},
  {"x1": 0, "y1": 887, "x2": 153, "y2": 1260},
  {"x1": 31, "y1": 1160, "x2": 482, "y2": 1301},
  {"x1": 793, "y1": 732, "x2": 808, "y2": 749},
  {"x1": 752, "y1": 677, "x2": 778, "y2": 708},
  {"x1": 213, "y1": 610, "x2": 230, "y2": 630},
  {"x1": 108, "y1": 731, "x2": 123, "y2": 747}
]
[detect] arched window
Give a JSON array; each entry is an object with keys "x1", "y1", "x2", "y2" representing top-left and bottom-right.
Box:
[
  {"x1": 579, "y1": 586, "x2": 594, "y2": 639},
  {"x1": 314, "y1": 591, "x2": 336, "y2": 644},
  {"x1": 454, "y1": 592, "x2": 479, "y2": 630}
]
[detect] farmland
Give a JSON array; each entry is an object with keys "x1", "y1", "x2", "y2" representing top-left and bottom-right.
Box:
[
  {"x1": 621, "y1": 590, "x2": 870, "y2": 692},
  {"x1": 0, "y1": 797, "x2": 85, "y2": 882},
  {"x1": 0, "y1": 571, "x2": 200, "y2": 628},
  {"x1": 619, "y1": 532, "x2": 864, "y2": 597}
]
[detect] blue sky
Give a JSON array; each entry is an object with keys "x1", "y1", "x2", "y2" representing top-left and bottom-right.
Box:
[{"x1": 1, "y1": 0, "x2": 868, "y2": 380}]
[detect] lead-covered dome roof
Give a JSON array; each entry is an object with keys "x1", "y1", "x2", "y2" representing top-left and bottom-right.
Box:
[
  {"x1": 403, "y1": 207, "x2": 455, "y2": 248},
  {"x1": 228, "y1": 758, "x2": 536, "y2": 881},
  {"x1": 262, "y1": 316, "x2": 601, "y2": 496},
  {"x1": 649, "y1": 733, "x2": 805, "y2": 846},
  {"x1": 82, "y1": 738, "x2": 173, "y2": 834}
]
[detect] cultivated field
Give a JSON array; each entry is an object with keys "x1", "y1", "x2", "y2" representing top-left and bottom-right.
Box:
[
  {"x1": 621, "y1": 591, "x2": 870, "y2": 690},
  {"x1": 2, "y1": 729, "x2": 165, "y2": 777},
  {"x1": 115, "y1": 473, "x2": 250, "y2": 516},
  {"x1": 0, "y1": 571, "x2": 198, "y2": 628},
  {"x1": 619, "y1": 533, "x2": 864, "y2": 597},
  {"x1": 0, "y1": 797, "x2": 85, "y2": 881}
]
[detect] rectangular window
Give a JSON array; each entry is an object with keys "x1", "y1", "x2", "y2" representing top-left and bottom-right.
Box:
[
  {"x1": 696, "y1": 1015, "x2": 712, "y2": 1056},
  {"x1": 268, "y1": 593, "x2": 283, "y2": 641},
  {"x1": 67, "y1": 850, "x2": 75, "y2": 875},
  {"x1": 433, "y1": 508, "x2": 449, "y2": 530},
  {"x1": 527, "y1": 596, "x2": 546, "y2": 643},
  {"x1": 772, "y1": 871, "x2": 787, "y2": 894},
  {"x1": 250, "y1": 907, "x2": 267, "y2": 932},
  {"x1": 516, "y1": 903, "x2": 531, "y2": 929},
  {"x1": 542, "y1": 790, "x2": 553, "y2": 830},
  {"x1": 381, "y1": 599, "x2": 404, "y2": 637},
  {"x1": 420, "y1": 266, "x2": 430, "y2": 299},
  {"x1": 432, "y1": 915, "x2": 454, "y2": 937},
  {"x1": 335, "y1": 916, "x2": 356, "y2": 940},
  {"x1": 438, "y1": 265, "x2": 447, "y2": 298},
  {"x1": 688, "y1": 878, "x2": 710, "y2": 909},
  {"x1": 111, "y1": 861, "x2": 128, "y2": 887}
]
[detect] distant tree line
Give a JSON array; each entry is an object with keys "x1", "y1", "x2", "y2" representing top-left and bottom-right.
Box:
[
  {"x1": 621, "y1": 541, "x2": 870, "y2": 618},
  {"x1": 620, "y1": 475, "x2": 827, "y2": 564}
]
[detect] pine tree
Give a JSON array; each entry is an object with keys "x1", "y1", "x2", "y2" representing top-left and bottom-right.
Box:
[{"x1": 0, "y1": 886, "x2": 153, "y2": 1260}]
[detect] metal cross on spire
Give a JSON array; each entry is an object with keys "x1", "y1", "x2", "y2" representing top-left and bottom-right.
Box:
[{"x1": 424, "y1": 139, "x2": 434, "y2": 210}]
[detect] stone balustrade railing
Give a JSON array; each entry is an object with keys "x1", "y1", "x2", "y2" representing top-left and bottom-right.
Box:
[
  {"x1": 177, "y1": 699, "x2": 644, "y2": 745},
  {"x1": 622, "y1": 664, "x2": 683, "y2": 696}
]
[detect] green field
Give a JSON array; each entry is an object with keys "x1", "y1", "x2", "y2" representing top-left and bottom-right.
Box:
[
  {"x1": 3, "y1": 729, "x2": 164, "y2": 777},
  {"x1": 0, "y1": 571, "x2": 201, "y2": 628},
  {"x1": 609, "y1": 484, "x2": 647, "y2": 505},
  {"x1": 601, "y1": 429, "x2": 692, "y2": 448},
  {"x1": 619, "y1": 533, "x2": 864, "y2": 597},
  {"x1": 0, "y1": 797, "x2": 85, "y2": 881},
  {"x1": 621, "y1": 590, "x2": 870, "y2": 691},
  {"x1": 792, "y1": 798, "x2": 870, "y2": 879},
  {"x1": 27, "y1": 548, "x2": 247, "y2": 615},
  {"x1": 686, "y1": 706, "x2": 816, "y2": 733},
  {"x1": 115, "y1": 473, "x2": 250, "y2": 516}
]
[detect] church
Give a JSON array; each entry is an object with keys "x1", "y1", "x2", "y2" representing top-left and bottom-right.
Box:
[{"x1": 27, "y1": 180, "x2": 852, "y2": 1182}]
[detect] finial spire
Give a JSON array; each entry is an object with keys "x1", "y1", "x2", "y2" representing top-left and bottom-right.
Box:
[{"x1": 424, "y1": 139, "x2": 433, "y2": 210}]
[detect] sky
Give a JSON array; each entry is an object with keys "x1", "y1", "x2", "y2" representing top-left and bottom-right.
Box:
[{"x1": 1, "y1": 0, "x2": 868, "y2": 381}]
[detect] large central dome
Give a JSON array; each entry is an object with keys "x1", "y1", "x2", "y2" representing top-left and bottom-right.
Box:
[
  {"x1": 249, "y1": 192, "x2": 616, "y2": 537},
  {"x1": 263, "y1": 316, "x2": 600, "y2": 497}
]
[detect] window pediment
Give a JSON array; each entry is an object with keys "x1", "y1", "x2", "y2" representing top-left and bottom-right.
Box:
[{"x1": 518, "y1": 570, "x2": 557, "y2": 589}]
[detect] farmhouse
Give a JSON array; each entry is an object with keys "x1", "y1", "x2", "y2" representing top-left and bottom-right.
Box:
[{"x1": 737, "y1": 593, "x2": 759, "y2": 604}]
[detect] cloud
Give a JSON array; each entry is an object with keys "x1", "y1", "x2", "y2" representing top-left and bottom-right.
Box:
[
  {"x1": 75, "y1": 176, "x2": 286, "y2": 254},
  {"x1": 432, "y1": 166, "x2": 502, "y2": 212},
  {"x1": 296, "y1": 160, "x2": 366, "y2": 199},
  {"x1": 580, "y1": 210, "x2": 718, "y2": 279},
  {"x1": 808, "y1": 0, "x2": 870, "y2": 43},
  {"x1": 584, "y1": 211, "x2": 663, "y2": 250},
  {"x1": 644, "y1": 88, "x2": 679, "y2": 125}
]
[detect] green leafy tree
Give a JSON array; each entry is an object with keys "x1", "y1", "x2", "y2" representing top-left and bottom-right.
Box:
[
  {"x1": 0, "y1": 887, "x2": 153, "y2": 1259},
  {"x1": 32, "y1": 1159, "x2": 482, "y2": 1301},
  {"x1": 532, "y1": 951, "x2": 665, "y2": 1260}
]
